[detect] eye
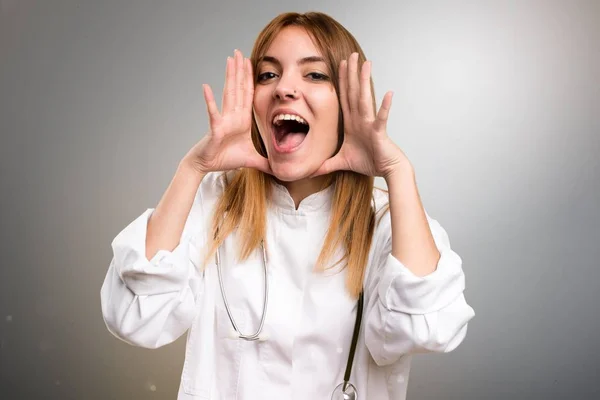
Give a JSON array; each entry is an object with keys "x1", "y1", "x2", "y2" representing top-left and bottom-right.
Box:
[
  {"x1": 257, "y1": 72, "x2": 278, "y2": 82},
  {"x1": 306, "y1": 72, "x2": 329, "y2": 81}
]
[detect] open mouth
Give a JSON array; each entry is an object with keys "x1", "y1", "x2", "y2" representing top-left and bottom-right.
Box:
[{"x1": 272, "y1": 114, "x2": 310, "y2": 152}]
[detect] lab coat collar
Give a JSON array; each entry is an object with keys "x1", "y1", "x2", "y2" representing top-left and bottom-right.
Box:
[{"x1": 269, "y1": 179, "x2": 334, "y2": 214}]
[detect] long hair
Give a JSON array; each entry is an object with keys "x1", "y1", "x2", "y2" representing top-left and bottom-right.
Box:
[{"x1": 204, "y1": 12, "x2": 380, "y2": 299}]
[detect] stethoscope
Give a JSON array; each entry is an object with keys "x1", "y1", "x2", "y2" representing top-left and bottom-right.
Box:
[{"x1": 216, "y1": 240, "x2": 364, "y2": 400}]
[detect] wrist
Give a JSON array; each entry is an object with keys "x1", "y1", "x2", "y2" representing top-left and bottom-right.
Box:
[
  {"x1": 177, "y1": 157, "x2": 206, "y2": 183},
  {"x1": 383, "y1": 158, "x2": 414, "y2": 183}
]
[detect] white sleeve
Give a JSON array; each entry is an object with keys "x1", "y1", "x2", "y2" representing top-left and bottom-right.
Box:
[
  {"x1": 364, "y1": 211, "x2": 475, "y2": 366},
  {"x1": 100, "y1": 173, "x2": 219, "y2": 349}
]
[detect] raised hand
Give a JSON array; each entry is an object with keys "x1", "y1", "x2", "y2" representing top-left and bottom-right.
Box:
[
  {"x1": 185, "y1": 49, "x2": 271, "y2": 174},
  {"x1": 311, "y1": 52, "x2": 408, "y2": 178}
]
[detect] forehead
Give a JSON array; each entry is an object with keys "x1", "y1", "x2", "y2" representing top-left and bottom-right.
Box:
[{"x1": 265, "y1": 26, "x2": 323, "y2": 58}]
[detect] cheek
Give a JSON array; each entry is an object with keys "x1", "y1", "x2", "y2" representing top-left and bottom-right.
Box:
[
  {"x1": 252, "y1": 94, "x2": 270, "y2": 132},
  {"x1": 322, "y1": 90, "x2": 340, "y2": 123},
  {"x1": 253, "y1": 89, "x2": 270, "y2": 114},
  {"x1": 313, "y1": 109, "x2": 339, "y2": 156},
  {"x1": 323, "y1": 99, "x2": 340, "y2": 140},
  {"x1": 312, "y1": 92, "x2": 339, "y2": 124}
]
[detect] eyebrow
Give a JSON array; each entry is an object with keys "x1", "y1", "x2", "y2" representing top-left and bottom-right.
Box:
[{"x1": 258, "y1": 55, "x2": 327, "y2": 66}]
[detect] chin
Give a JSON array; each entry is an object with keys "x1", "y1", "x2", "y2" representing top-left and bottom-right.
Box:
[{"x1": 268, "y1": 162, "x2": 314, "y2": 182}]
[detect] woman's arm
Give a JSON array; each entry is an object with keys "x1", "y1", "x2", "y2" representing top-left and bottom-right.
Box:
[
  {"x1": 146, "y1": 159, "x2": 205, "y2": 260},
  {"x1": 385, "y1": 162, "x2": 440, "y2": 277},
  {"x1": 306, "y1": 52, "x2": 475, "y2": 364},
  {"x1": 101, "y1": 49, "x2": 267, "y2": 349},
  {"x1": 363, "y1": 163, "x2": 475, "y2": 365},
  {"x1": 100, "y1": 163, "x2": 214, "y2": 349}
]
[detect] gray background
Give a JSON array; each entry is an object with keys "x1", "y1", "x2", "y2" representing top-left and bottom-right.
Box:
[{"x1": 1, "y1": 0, "x2": 599, "y2": 399}]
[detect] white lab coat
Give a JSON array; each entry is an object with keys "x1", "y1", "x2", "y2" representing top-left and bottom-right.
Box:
[{"x1": 100, "y1": 171, "x2": 474, "y2": 399}]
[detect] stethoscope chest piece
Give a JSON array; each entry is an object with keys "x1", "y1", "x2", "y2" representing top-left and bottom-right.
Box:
[{"x1": 331, "y1": 382, "x2": 357, "y2": 400}]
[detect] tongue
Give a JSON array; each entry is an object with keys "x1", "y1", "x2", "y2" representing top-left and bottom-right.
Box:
[{"x1": 278, "y1": 132, "x2": 306, "y2": 151}]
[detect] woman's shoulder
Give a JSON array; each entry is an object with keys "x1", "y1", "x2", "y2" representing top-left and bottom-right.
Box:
[
  {"x1": 196, "y1": 170, "x2": 237, "y2": 199},
  {"x1": 371, "y1": 185, "x2": 392, "y2": 239},
  {"x1": 192, "y1": 171, "x2": 236, "y2": 212},
  {"x1": 199, "y1": 170, "x2": 228, "y2": 189},
  {"x1": 372, "y1": 185, "x2": 390, "y2": 215},
  {"x1": 368, "y1": 186, "x2": 393, "y2": 256}
]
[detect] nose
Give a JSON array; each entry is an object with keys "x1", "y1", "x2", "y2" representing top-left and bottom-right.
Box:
[{"x1": 273, "y1": 78, "x2": 299, "y2": 101}]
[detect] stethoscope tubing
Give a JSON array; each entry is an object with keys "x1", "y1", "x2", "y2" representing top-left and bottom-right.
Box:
[
  {"x1": 216, "y1": 240, "x2": 269, "y2": 341},
  {"x1": 215, "y1": 238, "x2": 363, "y2": 398}
]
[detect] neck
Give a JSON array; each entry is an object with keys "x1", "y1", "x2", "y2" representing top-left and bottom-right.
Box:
[{"x1": 278, "y1": 175, "x2": 331, "y2": 209}]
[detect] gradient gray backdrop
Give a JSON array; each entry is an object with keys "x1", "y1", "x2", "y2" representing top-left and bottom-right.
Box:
[{"x1": 1, "y1": 0, "x2": 599, "y2": 399}]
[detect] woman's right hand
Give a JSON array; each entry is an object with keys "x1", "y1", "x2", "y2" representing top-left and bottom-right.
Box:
[{"x1": 183, "y1": 49, "x2": 271, "y2": 175}]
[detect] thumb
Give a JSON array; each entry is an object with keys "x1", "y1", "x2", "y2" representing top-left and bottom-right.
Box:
[
  {"x1": 246, "y1": 154, "x2": 272, "y2": 175},
  {"x1": 310, "y1": 155, "x2": 346, "y2": 178}
]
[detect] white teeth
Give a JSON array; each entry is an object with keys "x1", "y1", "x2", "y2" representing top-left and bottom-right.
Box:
[{"x1": 272, "y1": 114, "x2": 308, "y2": 126}]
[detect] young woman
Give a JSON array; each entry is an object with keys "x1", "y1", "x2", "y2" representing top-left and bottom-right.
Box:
[{"x1": 101, "y1": 11, "x2": 475, "y2": 400}]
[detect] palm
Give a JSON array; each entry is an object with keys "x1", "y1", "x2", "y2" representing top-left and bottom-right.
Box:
[
  {"x1": 313, "y1": 53, "x2": 406, "y2": 178},
  {"x1": 337, "y1": 131, "x2": 391, "y2": 177},
  {"x1": 192, "y1": 50, "x2": 270, "y2": 174}
]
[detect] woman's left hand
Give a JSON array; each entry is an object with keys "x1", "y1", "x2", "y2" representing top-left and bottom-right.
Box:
[{"x1": 311, "y1": 53, "x2": 410, "y2": 178}]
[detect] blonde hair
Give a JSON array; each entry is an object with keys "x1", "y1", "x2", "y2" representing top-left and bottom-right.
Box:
[{"x1": 205, "y1": 12, "x2": 381, "y2": 299}]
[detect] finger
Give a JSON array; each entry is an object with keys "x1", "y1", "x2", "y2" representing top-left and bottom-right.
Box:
[
  {"x1": 338, "y1": 60, "x2": 350, "y2": 119},
  {"x1": 347, "y1": 53, "x2": 360, "y2": 113},
  {"x1": 359, "y1": 60, "x2": 374, "y2": 119},
  {"x1": 243, "y1": 58, "x2": 254, "y2": 110},
  {"x1": 235, "y1": 50, "x2": 244, "y2": 110},
  {"x1": 246, "y1": 154, "x2": 272, "y2": 175},
  {"x1": 222, "y1": 56, "x2": 234, "y2": 114},
  {"x1": 375, "y1": 91, "x2": 394, "y2": 131},
  {"x1": 203, "y1": 84, "x2": 221, "y2": 130}
]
